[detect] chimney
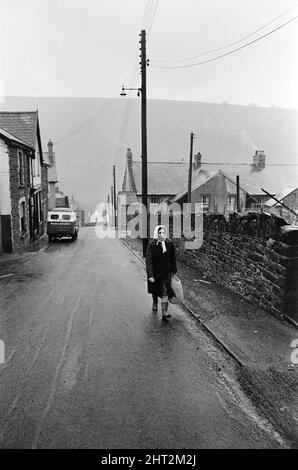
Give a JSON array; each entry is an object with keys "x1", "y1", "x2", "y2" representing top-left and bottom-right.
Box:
[
  {"x1": 47, "y1": 139, "x2": 54, "y2": 166},
  {"x1": 253, "y1": 150, "x2": 266, "y2": 170},
  {"x1": 193, "y1": 152, "x2": 202, "y2": 169},
  {"x1": 126, "y1": 147, "x2": 133, "y2": 168}
]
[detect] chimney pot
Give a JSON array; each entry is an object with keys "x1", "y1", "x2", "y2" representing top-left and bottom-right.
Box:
[
  {"x1": 253, "y1": 150, "x2": 266, "y2": 169},
  {"x1": 193, "y1": 152, "x2": 202, "y2": 169},
  {"x1": 126, "y1": 148, "x2": 133, "y2": 166}
]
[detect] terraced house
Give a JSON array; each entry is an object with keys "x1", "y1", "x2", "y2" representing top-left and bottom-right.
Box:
[
  {"x1": 119, "y1": 148, "x2": 298, "y2": 219},
  {"x1": 0, "y1": 111, "x2": 49, "y2": 253}
]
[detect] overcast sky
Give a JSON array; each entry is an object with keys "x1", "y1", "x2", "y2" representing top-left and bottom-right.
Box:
[{"x1": 0, "y1": 0, "x2": 297, "y2": 108}]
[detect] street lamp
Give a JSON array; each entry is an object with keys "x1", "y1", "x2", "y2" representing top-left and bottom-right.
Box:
[{"x1": 120, "y1": 85, "x2": 141, "y2": 97}]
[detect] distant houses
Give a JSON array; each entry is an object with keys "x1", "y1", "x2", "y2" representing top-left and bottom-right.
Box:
[
  {"x1": 118, "y1": 148, "x2": 298, "y2": 222},
  {"x1": 69, "y1": 195, "x2": 85, "y2": 224}
]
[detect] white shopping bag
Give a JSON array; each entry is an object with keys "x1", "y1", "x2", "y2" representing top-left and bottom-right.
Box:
[{"x1": 170, "y1": 274, "x2": 184, "y2": 304}]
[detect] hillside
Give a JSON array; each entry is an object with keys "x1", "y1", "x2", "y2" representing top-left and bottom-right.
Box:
[{"x1": 1, "y1": 96, "x2": 297, "y2": 212}]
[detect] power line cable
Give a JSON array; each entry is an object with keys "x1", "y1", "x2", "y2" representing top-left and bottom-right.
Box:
[
  {"x1": 147, "y1": 0, "x2": 159, "y2": 37},
  {"x1": 151, "y1": 15, "x2": 297, "y2": 69},
  {"x1": 53, "y1": 68, "x2": 139, "y2": 146},
  {"x1": 113, "y1": 0, "x2": 153, "y2": 166},
  {"x1": 141, "y1": 0, "x2": 150, "y2": 27},
  {"x1": 112, "y1": 61, "x2": 140, "y2": 166},
  {"x1": 53, "y1": 98, "x2": 116, "y2": 145},
  {"x1": 58, "y1": 180, "x2": 103, "y2": 188},
  {"x1": 142, "y1": 0, "x2": 154, "y2": 29},
  {"x1": 152, "y1": 4, "x2": 297, "y2": 63},
  {"x1": 142, "y1": 0, "x2": 151, "y2": 28}
]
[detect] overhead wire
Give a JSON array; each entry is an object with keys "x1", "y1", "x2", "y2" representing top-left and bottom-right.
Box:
[
  {"x1": 53, "y1": 67, "x2": 139, "y2": 146},
  {"x1": 147, "y1": 0, "x2": 159, "y2": 37},
  {"x1": 151, "y1": 15, "x2": 297, "y2": 69},
  {"x1": 58, "y1": 179, "x2": 105, "y2": 188},
  {"x1": 152, "y1": 4, "x2": 297, "y2": 63},
  {"x1": 55, "y1": 1, "x2": 159, "y2": 182},
  {"x1": 142, "y1": 0, "x2": 155, "y2": 30},
  {"x1": 112, "y1": 0, "x2": 155, "y2": 170},
  {"x1": 142, "y1": 0, "x2": 153, "y2": 28},
  {"x1": 112, "y1": 68, "x2": 140, "y2": 167},
  {"x1": 54, "y1": 98, "x2": 116, "y2": 146}
]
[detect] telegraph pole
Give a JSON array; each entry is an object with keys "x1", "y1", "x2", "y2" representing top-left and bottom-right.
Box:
[
  {"x1": 110, "y1": 185, "x2": 114, "y2": 225},
  {"x1": 140, "y1": 29, "x2": 149, "y2": 257},
  {"x1": 236, "y1": 175, "x2": 240, "y2": 212},
  {"x1": 187, "y1": 132, "x2": 195, "y2": 203},
  {"x1": 121, "y1": 30, "x2": 149, "y2": 256},
  {"x1": 113, "y1": 164, "x2": 117, "y2": 230}
]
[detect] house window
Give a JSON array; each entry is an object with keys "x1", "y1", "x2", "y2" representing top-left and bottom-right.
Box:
[
  {"x1": 227, "y1": 195, "x2": 236, "y2": 211},
  {"x1": 150, "y1": 196, "x2": 160, "y2": 204},
  {"x1": 200, "y1": 196, "x2": 209, "y2": 204},
  {"x1": 18, "y1": 150, "x2": 24, "y2": 186},
  {"x1": 20, "y1": 201, "x2": 26, "y2": 233}
]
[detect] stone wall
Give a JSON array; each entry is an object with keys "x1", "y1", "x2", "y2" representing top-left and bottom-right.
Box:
[
  {"x1": 8, "y1": 143, "x2": 31, "y2": 252},
  {"x1": 171, "y1": 212, "x2": 298, "y2": 324}
]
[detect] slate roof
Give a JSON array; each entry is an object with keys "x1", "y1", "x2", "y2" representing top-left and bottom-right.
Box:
[
  {"x1": 264, "y1": 186, "x2": 298, "y2": 207},
  {"x1": 131, "y1": 161, "x2": 189, "y2": 196},
  {"x1": 129, "y1": 161, "x2": 298, "y2": 198},
  {"x1": 0, "y1": 111, "x2": 38, "y2": 148},
  {"x1": 200, "y1": 163, "x2": 298, "y2": 196},
  {"x1": 0, "y1": 127, "x2": 34, "y2": 149}
]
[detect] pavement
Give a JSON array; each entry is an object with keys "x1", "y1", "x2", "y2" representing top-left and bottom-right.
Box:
[
  {"x1": 0, "y1": 227, "x2": 293, "y2": 448},
  {"x1": 0, "y1": 235, "x2": 49, "y2": 277},
  {"x1": 122, "y1": 237, "x2": 298, "y2": 445}
]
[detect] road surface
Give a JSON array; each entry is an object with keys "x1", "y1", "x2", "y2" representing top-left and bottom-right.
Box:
[{"x1": 0, "y1": 227, "x2": 286, "y2": 448}]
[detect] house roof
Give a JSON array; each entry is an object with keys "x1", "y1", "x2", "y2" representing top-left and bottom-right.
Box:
[
  {"x1": 171, "y1": 169, "x2": 249, "y2": 203},
  {"x1": 0, "y1": 111, "x2": 38, "y2": 148},
  {"x1": 264, "y1": 186, "x2": 298, "y2": 207},
  {"x1": 0, "y1": 126, "x2": 34, "y2": 149},
  {"x1": 127, "y1": 160, "x2": 298, "y2": 198},
  {"x1": 130, "y1": 161, "x2": 189, "y2": 195},
  {"x1": 200, "y1": 163, "x2": 298, "y2": 196}
]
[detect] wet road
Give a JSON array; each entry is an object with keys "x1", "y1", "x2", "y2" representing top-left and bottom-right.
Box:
[{"x1": 0, "y1": 228, "x2": 286, "y2": 448}]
